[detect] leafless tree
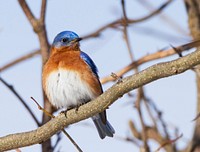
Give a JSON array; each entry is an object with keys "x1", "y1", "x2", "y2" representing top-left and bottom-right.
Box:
[{"x1": 1, "y1": 0, "x2": 200, "y2": 152}]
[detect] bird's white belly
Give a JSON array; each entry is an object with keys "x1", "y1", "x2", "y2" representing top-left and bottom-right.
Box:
[{"x1": 45, "y1": 69, "x2": 95, "y2": 109}]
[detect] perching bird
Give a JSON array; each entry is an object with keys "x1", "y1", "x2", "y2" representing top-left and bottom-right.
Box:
[{"x1": 42, "y1": 31, "x2": 115, "y2": 139}]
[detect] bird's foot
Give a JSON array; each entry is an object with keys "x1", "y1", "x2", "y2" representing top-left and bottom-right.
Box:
[
  {"x1": 75, "y1": 103, "x2": 84, "y2": 113},
  {"x1": 60, "y1": 109, "x2": 68, "y2": 118}
]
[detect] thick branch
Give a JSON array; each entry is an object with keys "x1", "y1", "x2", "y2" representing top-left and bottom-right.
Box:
[
  {"x1": 1, "y1": 46, "x2": 200, "y2": 151},
  {"x1": 184, "y1": 0, "x2": 200, "y2": 151},
  {"x1": 18, "y1": 0, "x2": 49, "y2": 63},
  {"x1": 18, "y1": 1, "x2": 51, "y2": 151}
]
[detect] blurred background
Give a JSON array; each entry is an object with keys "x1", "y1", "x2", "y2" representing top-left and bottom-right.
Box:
[{"x1": 0, "y1": 0, "x2": 197, "y2": 152}]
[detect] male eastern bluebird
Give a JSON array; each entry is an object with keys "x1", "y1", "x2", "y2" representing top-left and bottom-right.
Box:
[{"x1": 42, "y1": 31, "x2": 115, "y2": 139}]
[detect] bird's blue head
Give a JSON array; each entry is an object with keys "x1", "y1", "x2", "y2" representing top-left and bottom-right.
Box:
[{"x1": 52, "y1": 31, "x2": 82, "y2": 48}]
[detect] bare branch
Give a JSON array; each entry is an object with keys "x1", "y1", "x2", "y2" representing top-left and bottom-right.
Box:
[
  {"x1": 1, "y1": 45, "x2": 200, "y2": 151},
  {"x1": 137, "y1": 0, "x2": 188, "y2": 36},
  {"x1": 170, "y1": 44, "x2": 183, "y2": 57},
  {"x1": 121, "y1": 0, "x2": 135, "y2": 61},
  {"x1": 184, "y1": 1, "x2": 200, "y2": 151},
  {"x1": 135, "y1": 89, "x2": 150, "y2": 151},
  {"x1": 121, "y1": 2, "x2": 150, "y2": 150},
  {"x1": 101, "y1": 39, "x2": 200, "y2": 84},
  {"x1": 0, "y1": 50, "x2": 40, "y2": 72},
  {"x1": 82, "y1": 0, "x2": 173, "y2": 39},
  {"x1": 121, "y1": 0, "x2": 128, "y2": 22},
  {"x1": 40, "y1": 0, "x2": 47, "y2": 23},
  {"x1": 31, "y1": 97, "x2": 83, "y2": 152},
  {"x1": 147, "y1": 99, "x2": 170, "y2": 139},
  {"x1": 155, "y1": 134, "x2": 183, "y2": 152},
  {"x1": 128, "y1": 0, "x2": 173, "y2": 23},
  {"x1": 115, "y1": 135, "x2": 140, "y2": 147},
  {"x1": 0, "y1": 77, "x2": 40, "y2": 126},
  {"x1": 18, "y1": 0, "x2": 36, "y2": 27},
  {"x1": 18, "y1": 0, "x2": 52, "y2": 151}
]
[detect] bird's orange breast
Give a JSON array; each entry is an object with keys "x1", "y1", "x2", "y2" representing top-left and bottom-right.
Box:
[{"x1": 42, "y1": 50, "x2": 102, "y2": 99}]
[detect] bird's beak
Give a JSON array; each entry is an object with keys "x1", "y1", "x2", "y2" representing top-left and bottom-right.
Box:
[{"x1": 73, "y1": 38, "x2": 82, "y2": 43}]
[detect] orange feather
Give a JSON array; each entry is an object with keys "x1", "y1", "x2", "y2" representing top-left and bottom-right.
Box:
[{"x1": 42, "y1": 47, "x2": 102, "y2": 98}]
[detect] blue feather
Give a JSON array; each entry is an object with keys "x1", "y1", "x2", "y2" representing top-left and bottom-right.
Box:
[
  {"x1": 53, "y1": 31, "x2": 79, "y2": 48},
  {"x1": 80, "y1": 51, "x2": 99, "y2": 78}
]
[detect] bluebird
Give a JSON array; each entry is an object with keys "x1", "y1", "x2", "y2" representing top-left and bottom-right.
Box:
[{"x1": 42, "y1": 31, "x2": 115, "y2": 139}]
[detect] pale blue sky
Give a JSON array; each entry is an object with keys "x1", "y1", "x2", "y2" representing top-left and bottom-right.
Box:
[{"x1": 0, "y1": 1, "x2": 196, "y2": 152}]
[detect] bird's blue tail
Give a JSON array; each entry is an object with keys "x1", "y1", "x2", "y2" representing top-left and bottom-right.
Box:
[{"x1": 92, "y1": 112, "x2": 115, "y2": 139}]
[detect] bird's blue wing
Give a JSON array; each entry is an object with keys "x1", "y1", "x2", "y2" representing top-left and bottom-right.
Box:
[{"x1": 80, "y1": 51, "x2": 99, "y2": 78}]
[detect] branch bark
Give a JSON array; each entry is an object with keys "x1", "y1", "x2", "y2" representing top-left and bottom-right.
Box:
[
  {"x1": 101, "y1": 39, "x2": 200, "y2": 84},
  {"x1": 1, "y1": 45, "x2": 200, "y2": 151},
  {"x1": 0, "y1": 50, "x2": 40, "y2": 72},
  {"x1": 185, "y1": 0, "x2": 200, "y2": 151},
  {"x1": 82, "y1": 0, "x2": 172, "y2": 39},
  {"x1": 0, "y1": 77, "x2": 40, "y2": 126},
  {"x1": 18, "y1": 0, "x2": 52, "y2": 151}
]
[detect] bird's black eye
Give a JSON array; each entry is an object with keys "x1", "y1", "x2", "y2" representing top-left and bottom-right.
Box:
[{"x1": 62, "y1": 38, "x2": 68, "y2": 43}]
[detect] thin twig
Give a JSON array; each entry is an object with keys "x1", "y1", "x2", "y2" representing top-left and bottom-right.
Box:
[
  {"x1": 18, "y1": 0, "x2": 51, "y2": 151},
  {"x1": 170, "y1": 44, "x2": 183, "y2": 57},
  {"x1": 137, "y1": 0, "x2": 188, "y2": 36},
  {"x1": 121, "y1": 2, "x2": 151, "y2": 150},
  {"x1": 128, "y1": 0, "x2": 173, "y2": 23},
  {"x1": 0, "y1": 50, "x2": 40, "y2": 72},
  {"x1": 135, "y1": 89, "x2": 150, "y2": 151},
  {"x1": 82, "y1": 0, "x2": 173, "y2": 39},
  {"x1": 147, "y1": 99, "x2": 170, "y2": 139},
  {"x1": 121, "y1": 0, "x2": 137, "y2": 96},
  {"x1": 18, "y1": 0, "x2": 36, "y2": 26},
  {"x1": 1, "y1": 45, "x2": 200, "y2": 151},
  {"x1": 61, "y1": 130, "x2": 83, "y2": 152},
  {"x1": 115, "y1": 135, "x2": 140, "y2": 147},
  {"x1": 132, "y1": 26, "x2": 189, "y2": 42},
  {"x1": 121, "y1": 0, "x2": 128, "y2": 22},
  {"x1": 40, "y1": 0, "x2": 47, "y2": 23},
  {"x1": 122, "y1": 1, "x2": 149, "y2": 150},
  {"x1": 121, "y1": 0, "x2": 134, "y2": 61},
  {"x1": 143, "y1": 98, "x2": 158, "y2": 130},
  {"x1": 52, "y1": 132, "x2": 62, "y2": 150},
  {"x1": 111, "y1": 72, "x2": 123, "y2": 83},
  {"x1": 0, "y1": 77, "x2": 40, "y2": 126},
  {"x1": 155, "y1": 133, "x2": 183, "y2": 152},
  {"x1": 101, "y1": 39, "x2": 200, "y2": 84},
  {"x1": 191, "y1": 111, "x2": 200, "y2": 121},
  {"x1": 31, "y1": 97, "x2": 83, "y2": 152},
  {"x1": 31, "y1": 97, "x2": 53, "y2": 118}
]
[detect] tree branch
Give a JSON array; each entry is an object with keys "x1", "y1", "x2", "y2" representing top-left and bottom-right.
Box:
[
  {"x1": 101, "y1": 39, "x2": 200, "y2": 84},
  {"x1": 184, "y1": 0, "x2": 200, "y2": 151},
  {"x1": 1, "y1": 45, "x2": 200, "y2": 151},
  {"x1": 82, "y1": 0, "x2": 172, "y2": 39},
  {"x1": 0, "y1": 77, "x2": 40, "y2": 126},
  {"x1": 40, "y1": 0, "x2": 47, "y2": 23},
  {"x1": 0, "y1": 50, "x2": 40, "y2": 72},
  {"x1": 18, "y1": 1, "x2": 52, "y2": 151},
  {"x1": 137, "y1": 0, "x2": 188, "y2": 36},
  {"x1": 18, "y1": 0, "x2": 36, "y2": 27}
]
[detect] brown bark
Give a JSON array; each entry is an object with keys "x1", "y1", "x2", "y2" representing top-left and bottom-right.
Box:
[
  {"x1": 185, "y1": 0, "x2": 200, "y2": 151},
  {"x1": 18, "y1": 0, "x2": 54, "y2": 151},
  {"x1": 1, "y1": 42, "x2": 200, "y2": 151}
]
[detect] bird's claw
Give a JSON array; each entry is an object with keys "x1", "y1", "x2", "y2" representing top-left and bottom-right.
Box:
[{"x1": 60, "y1": 110, "x2": 68, "y2": 118}]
